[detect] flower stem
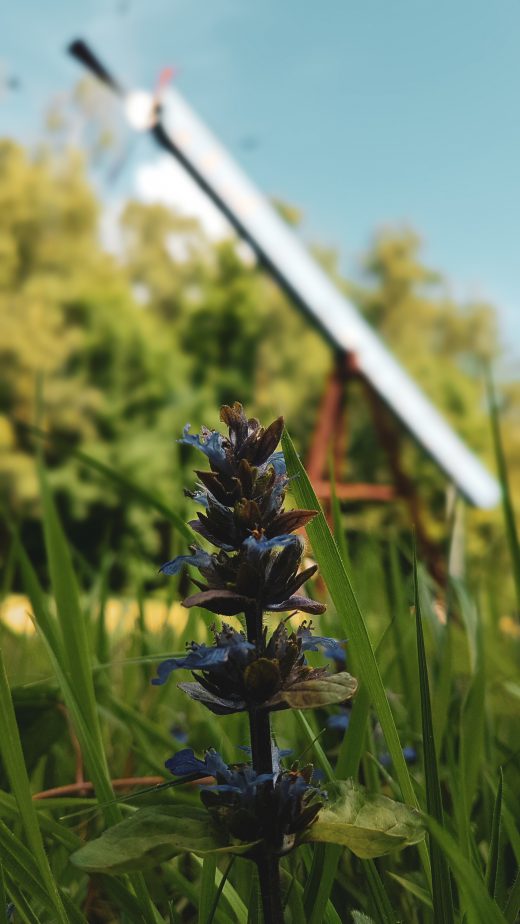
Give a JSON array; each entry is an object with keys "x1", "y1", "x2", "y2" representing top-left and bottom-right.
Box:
[
  {"x1": 257, "y1": 850, "x2": 285, "y2": 924},
  {"x1": 245, "y1": 605, "x2": 284, "y2": 922},
  {"x1": 248, "y1": 707, "x2": 273, "y2": 775}
]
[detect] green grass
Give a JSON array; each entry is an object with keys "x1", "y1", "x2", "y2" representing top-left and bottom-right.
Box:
[{"x1": 0, "y1": 435, "x2": 518, "y2": 922}]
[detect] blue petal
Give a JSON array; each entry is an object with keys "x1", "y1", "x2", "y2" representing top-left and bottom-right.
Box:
[
  {"x1": 190, "y1": 487, "x2": 209, "y2": 508},
  {"x1": 268, "y1": 451, "x2": 287, "y2": 477},
  {"x1": 180, "y1": 425, "x2": 230, "y2": 472},
  {"x1": 170, "y1": 725, "x2": 188, "y2": 744},
  {"x1": 152, "y1": 644, "x2": 231, "y2": 685},
  {"x1": 242, "y1": 533, "x2": 301, "y2": 562},
  {"x1": 216, "y1": 631, "x2": 255, "y2": 653},
  {"x1": 403, "y1": 746, "x2": 417, "y2": 764},
  {"x1": 208, "y1": 772, "x2": 274, "y2": 794},
  {"x1": 327, "y1": 713, "x2": 350, "y2": 731},
  {"x1": 160, "y1": 547, "x2": 212, "y2": 576},
  {"x1": 298, "y1": 627, "x2": 346, "y2": 661},
  {"x1": 165, "y1": 748, "x2": 208, "y2": 777},
  {"x1": 204, "y1": 749, "x2": 234, "y2": 780}
]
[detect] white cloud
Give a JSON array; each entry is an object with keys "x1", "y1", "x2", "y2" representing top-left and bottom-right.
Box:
[
  {"x1": 99, "y1": 153, "x2": 256, "y2": 267},
  {"x1": 134, "y1": 154, "x2": 232, "y2": 240}
]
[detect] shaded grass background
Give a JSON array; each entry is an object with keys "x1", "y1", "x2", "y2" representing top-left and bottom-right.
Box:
[{"x1": 0, "y1": 424, "x2": 518, "y2": 922}]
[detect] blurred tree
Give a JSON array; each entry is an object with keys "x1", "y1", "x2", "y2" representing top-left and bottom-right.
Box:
[
  {"x1": 0, "y1": 138, "x2": 516, "y2": 590},
  {"x1": 0, "y1": 141, "x2": 195, "y2": 582},
  {"x1": 0, "y1": 142, "x2": 329, "y2": 585},
  {"x1": 347, "y1": 228, "x2": 517, "y2": 566}
]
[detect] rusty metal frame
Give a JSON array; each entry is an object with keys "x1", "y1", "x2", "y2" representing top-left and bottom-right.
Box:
[{"x1": 306, "y1": 350, "x2": 444, "y2": 579}]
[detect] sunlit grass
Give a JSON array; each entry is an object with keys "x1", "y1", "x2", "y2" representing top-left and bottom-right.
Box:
[{"x1": 0, "y1": 428, "x2": 518, "y2": 923}]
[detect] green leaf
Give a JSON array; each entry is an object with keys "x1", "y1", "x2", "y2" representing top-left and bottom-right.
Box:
[
  {"x1": 190, "y1": 854, "x2": 249, "y2": 923},
  {"x1": 204, "y1": 857, "x2": 234, "y2": 924},
  {"x1": 15, "y1": 535, "x2": 162, "y2": 923},
  {"x1": 304, "y1": 781, "x2": 424, "y2": 858},
  {"x1": 503, "y1": 868, "x2": 520, "y2": 924},
  {"x1": 0, "y1": 862, "x2": 8, "y2": 924},
  {"x1": 388, "y1": 873, "x2": 433, "y2": 910},
  {"x1": 426, "y1": 816, "x2": 508, "y2": 924},
  {"x1": 281, "y1": 429, "x2": 430, "y2": 880},
  {"x1": 269, "y1": 672, "x2": 357, "y2": 710},
  {"x1": 71, "y1": 806, "x2": 258, "y2": 873},
  {"x1": 0, "y1": 652, "x2": 69, "y2": 924},
  {"x1": 413, "y1": 545, "x2": 455, "y2": 924},
  {"x1": 294, "y1": 710, "x2": 335, "y2": 781},
  {"x1": 198, "y1": 853, "x2": 217, "y2": 924},
  {"x1": 0, "y1": 817, "x2": 85, "y2": 923},
  {"x1": 363, "y1": 859, "x2": 397, "y2": 924},
  {"x1": 352, "y1": 913, "x2": 377, "y2": 924},
  {"x1": 485, "y1": 768, "x2": 503, "y2": 899}
]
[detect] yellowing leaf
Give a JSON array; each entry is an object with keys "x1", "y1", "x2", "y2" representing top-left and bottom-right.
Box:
[
  {"x1": 268, "y1": 672, "x2": 358, "y2": 710},
  {"x1": 304, "y1": 781, "x2": 424, "y2": 859}
]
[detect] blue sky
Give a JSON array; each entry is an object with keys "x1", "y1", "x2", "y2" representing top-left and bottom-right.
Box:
[{"x1": 2, "y1": 0, "x2": 519, "y2": 363}]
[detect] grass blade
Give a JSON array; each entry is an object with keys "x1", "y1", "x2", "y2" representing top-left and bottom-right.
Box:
[
  {"x1": 485, "y1": 768, "x2": 503, "y2": 899},
  {"x1": 388, "y1": 873, "x2": 433, "y2": 910},
  {"x1": 15, "y1": 532, "x2": 161, "y2": 924},
  {"x1": 296, "y1": 705, "x2": 396, "y2": 924},
  {"x1": 0, "y1": 651, "x2": 69, "y2": 923},
  {"x1": 282, "y1": 428, "x2": 430, "y2": 881},
  {"x1": 363, "y1": 859, "x2": 396, "y2": 924},
  {"x1": 413, "y1": 544, "x2": 455, "y2": 924},
  {"x1": 427, "y1": 817, "x2": 507, "y2": 924},
  {"x1": 295, "y1": 710, "x2": 335, "y2": 780},
  {"x1": 199, "y1": 854, "x2": 217, "y2": 924},
  {"x1": 206, "y1": 858, "x2": 234, "y2": 924},
  {"x1": 486, "y1": 372, "x2": 520, "y2": 612},
  {"x1": 186, "y1": 855, "x2": 247, "y2": 923},
  {"x1": 0, "y1": 862, "x2": 8, "y2": 924},
  {"x1": 2, "y1": 878, "x2": 41, "y2": 924},
  {"x1": 503, "y1": 868, "x2": 520, "y2": 924},
  {"x1": 0, "y1": 817, "x2": 85, "y2": 923}
]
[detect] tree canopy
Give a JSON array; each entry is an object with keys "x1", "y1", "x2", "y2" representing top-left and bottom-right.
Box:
[{"x1": 0, "y1": 138, "x2": 517, "y2": 588}]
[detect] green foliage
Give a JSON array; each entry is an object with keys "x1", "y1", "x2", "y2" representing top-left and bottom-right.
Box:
[
  {"x1": 0, "y1": 130, "x2": 518, "y2": 922},
  {"x1": 2, "y1": 138, "x2": 518, "y2": 592},
  {"x1": 0, "y1": 459, "x2": 517, "y2": 920},
  {"x1": 0, "y1": 649, "x2": 69, "y2": 923},
  {"x1": 71, "y1": 806, "x2": 258, "y2": 873},
  {"x1": 304, "y1": 781, "x2": 424, "y2": 858},
  {"x1": 414, "y1": 546, "x2": 455, "y2": 923},
  {"x1": 0, "y1": 140, "x2": 329, "y2": 587}
]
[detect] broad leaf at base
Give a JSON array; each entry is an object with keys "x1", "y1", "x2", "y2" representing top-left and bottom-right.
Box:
[{"x1": 71, "y1": 805, "x2": 259, "y2": 874}]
